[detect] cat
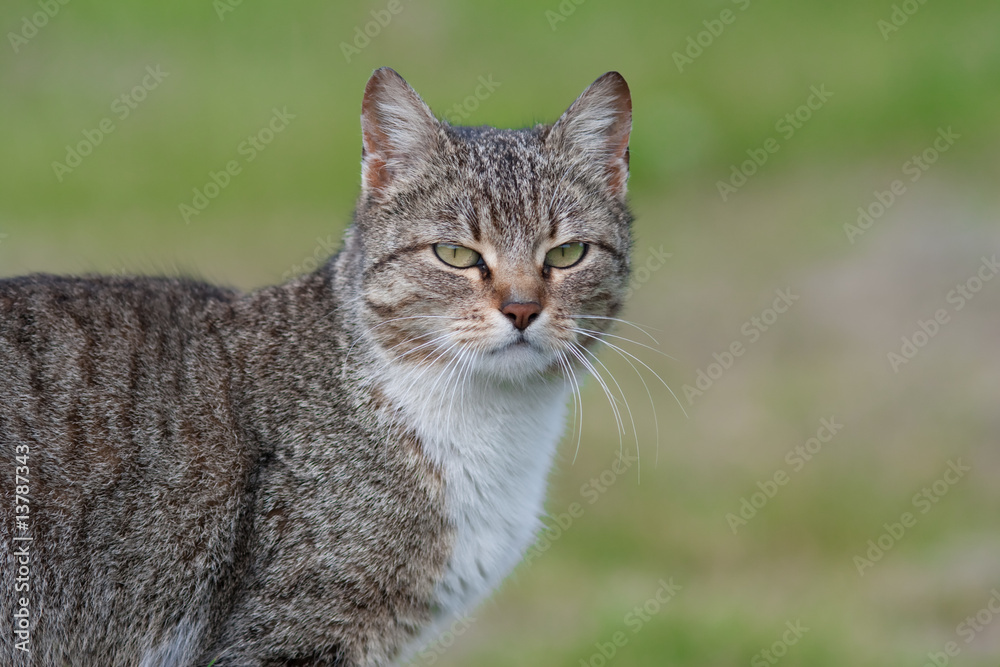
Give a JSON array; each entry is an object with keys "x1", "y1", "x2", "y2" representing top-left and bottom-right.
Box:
[{"x1": 0, "y1": 66, "x2": 633, "y2": 666}]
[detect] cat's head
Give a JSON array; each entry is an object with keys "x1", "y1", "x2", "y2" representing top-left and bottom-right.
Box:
[{"x1": 352, "y1": 67, "x2": 632, "y2": 383}]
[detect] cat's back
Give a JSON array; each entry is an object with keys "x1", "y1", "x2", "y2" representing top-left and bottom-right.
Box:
[
  {"x1": 0, "y1": 271, "x2": 237, "y2": 335},
  {"x1": 0, "y1": 273, "x2": 243, "y2": 463},
  {"x1": 0, "y1": 273, "x2": 239, "y2": 378},
  {"x1": 0, "y1": 274, "x2": 257, "y2": 665}
]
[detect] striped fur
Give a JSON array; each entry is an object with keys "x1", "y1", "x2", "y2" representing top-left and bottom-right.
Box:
[{"x1": 0, "y1": 68, "x2": 632, "y2": 666}]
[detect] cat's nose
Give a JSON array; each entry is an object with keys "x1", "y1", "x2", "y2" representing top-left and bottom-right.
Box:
[{"x1": 501, "y1": 301, "x2": 542, "y2": 331}]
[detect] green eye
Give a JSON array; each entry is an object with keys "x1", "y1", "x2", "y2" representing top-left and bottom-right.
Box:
[
  {"x1": 544, "y1": 242, "x2": 587, "y2": 268},
  {"x1": 434, "y1": 243, "x2": 482, "y2": 269}
]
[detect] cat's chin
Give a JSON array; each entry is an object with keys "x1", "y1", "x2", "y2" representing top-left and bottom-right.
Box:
[{"x1": 473, "y1": 340, "x2": 565, "y2": 383}]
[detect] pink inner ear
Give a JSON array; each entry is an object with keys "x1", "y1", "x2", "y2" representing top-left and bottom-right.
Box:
[
  {"x1": 601, "y1": 117, "x2": 631, "y2": 197},
  {"x1": 362, "y1": 151, "x2": 389, "y2": 193},
  {"x1": 607, "y1": 146, "x2": 630, "y2": 196},
  {"x1": 361, "y1": 121, "x2": 390, "y2": 192},
  {"x1": 361, "y1": 79, "x2": 391, "y2": 193}
]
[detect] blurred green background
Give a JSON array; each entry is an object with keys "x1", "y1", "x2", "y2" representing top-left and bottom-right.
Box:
[{"x1": 2, "y1": 0, "x2": 999, "y2": 665}]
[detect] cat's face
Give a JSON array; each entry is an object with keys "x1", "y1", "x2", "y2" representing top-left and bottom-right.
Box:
[{"x1": 354, "y1": 68, "x2": 632, "y2": 382}]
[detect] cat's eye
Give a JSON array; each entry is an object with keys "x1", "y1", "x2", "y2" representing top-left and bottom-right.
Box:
[
  {"x1": 434, "y1": 243, "x2": 482, "y2": 269},
  {"x1": 544, "y1": 242, "x2": 587, "y2": 269}
]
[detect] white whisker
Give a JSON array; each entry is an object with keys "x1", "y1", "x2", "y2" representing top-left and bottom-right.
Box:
[
  {"x1": 342, "y1": 315, "x2": 461, "y2": 373},
  {"x1": 385, "y1": 342, "x2": 456, "y2": 424},
  {"x1": 389, "y1": 331, "x2": 455, "y2": 363},
  {"x1": 571, "y1": 326, "x2": 677, "y2": 362},
  {"x1": 571, "y1": 329, "x2": 661, "y2": 468},
  {"x1": 573, "y1": 339, "x2": 639, "y2": 481},
  {"x1": 567, "y1": 342, "x2": 625, "y2": 461},
  {"x1": 572, "y1": 329, "x2": 689, "y2": 420},
  {"x1": 423, "y1": 343, "x2": 467, "y2": 418},
  {"x1": 567, "y1": 314, "x2": 661, "y2": 345},
  {"x1": 444, "y1": 348, "x2": 474, "y2": 429},
  {"x1": 556, "y1": 351, "x2": 584, "y2": 464}
]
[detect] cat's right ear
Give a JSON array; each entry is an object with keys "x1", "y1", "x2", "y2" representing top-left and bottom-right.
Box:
[{"x1": 360, "y1": 67, "x2": 440, "y2": 197}]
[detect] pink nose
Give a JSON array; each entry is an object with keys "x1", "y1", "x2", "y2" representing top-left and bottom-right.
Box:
[{"x1": 501, "y1": 301, "x2": 542, "y2": 331}]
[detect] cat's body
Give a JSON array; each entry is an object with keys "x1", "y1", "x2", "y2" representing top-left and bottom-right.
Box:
[{"x1": 1, "y1": 68, "x2": 633, "y2": 666}]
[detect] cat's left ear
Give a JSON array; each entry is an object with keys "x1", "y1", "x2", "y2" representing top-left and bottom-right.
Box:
[
  {"x1": 360, "y1": 67, "x2": 440, "y2": 196},
  {"x1": 547, "y1": 72, "x2": 632, "y2": 197}
]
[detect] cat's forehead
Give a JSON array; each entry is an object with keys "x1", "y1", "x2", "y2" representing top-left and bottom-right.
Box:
[
  {"x1": 446, "y1": 126, "x2": 547, "y2": 182},
  {"x1": 439, "y1": 126, "x2": 555, "y2": 244}
]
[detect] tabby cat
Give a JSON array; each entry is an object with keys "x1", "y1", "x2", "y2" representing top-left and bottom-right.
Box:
[{"x1": 0, "y1": 67, "x2": 633, "y2": 666}]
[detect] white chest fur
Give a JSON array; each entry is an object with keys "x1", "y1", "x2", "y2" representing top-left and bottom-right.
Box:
[{"x1": 379, "y1": 364, "x2": 569, "y2": 640}]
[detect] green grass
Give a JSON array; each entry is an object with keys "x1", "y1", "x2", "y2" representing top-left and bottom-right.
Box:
[{"x1": 2, "y1": 1, "x2": 999, "y2": 664}]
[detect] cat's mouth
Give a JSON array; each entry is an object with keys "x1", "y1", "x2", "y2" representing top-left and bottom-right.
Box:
[
  {"x1": 491, "y1": 335, "x2": 535, "y2": 354},
  {"x1": 494, "y1": 342, "x2": 529, "y2": 354}
]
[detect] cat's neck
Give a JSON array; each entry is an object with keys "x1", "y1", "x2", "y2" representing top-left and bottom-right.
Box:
[
  {"x1": 376, "y1": 359, "x2": 570, "y2": 618},
  {"x1": 377, "y1": 360, "x2": 569, "y2": 471}
]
